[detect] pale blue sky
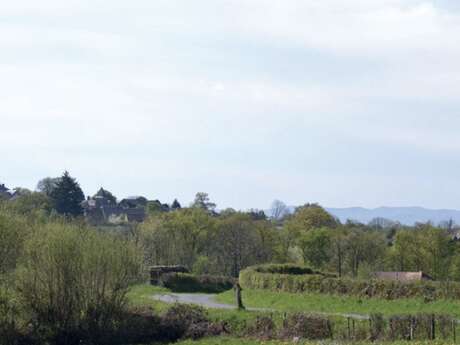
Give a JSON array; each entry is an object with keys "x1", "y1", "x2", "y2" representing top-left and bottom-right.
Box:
[{"x1": 1, "y1": 0, "x2": 460, "y2": 210}]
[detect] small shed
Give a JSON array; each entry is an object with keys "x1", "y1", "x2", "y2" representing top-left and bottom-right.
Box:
[
  {"x1": 150, "y1": 265, "x2": 189, "y2": 285},
  {"x1": 374, "y1": 271, "x2": 433, "y2": 282}
]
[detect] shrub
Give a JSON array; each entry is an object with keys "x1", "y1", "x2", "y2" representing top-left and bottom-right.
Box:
[
  {"x1": 160, "y1": 273, "x2": 234, "y2": 293},
  {"x1": 160, "y1": 304, "x2": 225, "y2": 340},
  {"x1": 247, "y1": 316, "x2": 277, "y2": 340},
  {"x1": 369, "y1": 313, "x2": 385, "y2": 340},
  {"x1": 0, "y1": 284, "x2": 25, "y2": 345},
  {"x1": 279, "y1": 313, "x2": 332, "y2": 340},
  {"x1": 113, "y1": 307, "x2": 162, "y2": 344},
  {"x1": 16, "y1": 223, "x2": 142, "y2": 344},
  {"x1": 0, "y1": 211, "x2": 28, "y2": 275}
]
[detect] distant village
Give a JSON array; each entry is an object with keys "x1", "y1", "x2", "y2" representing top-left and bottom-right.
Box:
[{"x1": 0, "y1": 183, "x2": 178, "y2": 225}]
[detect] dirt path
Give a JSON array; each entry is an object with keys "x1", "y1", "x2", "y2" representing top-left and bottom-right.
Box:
[
  {"x1": 152, "y1": 293, "x2": 271, "y2": 311},
  {"x1": 151, "y1": 293, "x2": 368, "y2": 319}
]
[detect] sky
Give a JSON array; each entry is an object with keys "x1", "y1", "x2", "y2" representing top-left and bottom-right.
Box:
[{"x1": 1, "y1": 0, "x2": 460, "y2": 210}]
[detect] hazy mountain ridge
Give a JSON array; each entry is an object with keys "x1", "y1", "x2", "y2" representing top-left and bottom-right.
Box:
[
  {"x1": 326, "y1": 206, "x2": 460, "y2": 226},
  {"x1": 268, "y1": 206, "x2": 460, "y2": 226}
]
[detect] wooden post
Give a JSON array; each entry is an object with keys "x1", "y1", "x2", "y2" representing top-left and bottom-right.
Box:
[
  {"x1": 347, "y1": 317, "x2": 351, "y2": 339},
  {"x1": 327, "y1": 319, "x2": 333, "y2": 340},
  {"x1": 410, "y1": 317, "x2": 414, "y2": 341},
  {"x1": 369, "y1": 318, "x2": 372, "y2": 339},
  {"x1": 431, "y1": 314, "x2": 436, "y2": 340},
  {"x1": 453, "y1": 319, "x2": 457, "y2": 343},
  {"x1": 352, "y1": 318, "x2": 356, "y2": 339},
  {"x1": 234, "y1": 282, "x2": 245, "y2": 310}
]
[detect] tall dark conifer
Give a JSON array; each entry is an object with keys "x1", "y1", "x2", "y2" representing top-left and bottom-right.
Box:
[
  {"x1": 50, "y1": 171, "x2": 85, "y2": 216},
  {"x1": 171, "y1": 198, "x2": 181, "y2": 210}
]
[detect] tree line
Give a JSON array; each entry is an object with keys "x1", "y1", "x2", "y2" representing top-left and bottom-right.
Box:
[{"x1": 2, "y1": 172, "x2": 460, "y2": 281}]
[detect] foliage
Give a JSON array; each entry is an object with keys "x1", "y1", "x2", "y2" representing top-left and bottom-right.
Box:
[
  {"x1": 191, "y1": 192, "x2": 216, "y2": 211},
  {"x1": 0, "y1": 211, "x2": 30, "y2": 275},
  {"x1": 16, "y1": 222, "x2": 142, "y2": 344},
  {"x1": 49, "y1": 171, "x2": 85, "y2": 217},
  {"x1": 0, "y1": 283, "x2": 24, "y2": 345},
  {"x1": 299, "y1": 228, "x2": 332, "y2": 269},
  {"x1": 36, "y1": 177, "x2": 61, "y2": 196},
  {"x1": 279, "y1": 313, "x2": 332, "y2": 340},
  {"x1": 171, "y1": 198, "x2": 182, "y2": 210},
  {"x1": 140, "y1": 209, "x2": 281, "y2": 277},
  {"x1": 160, "y1": 273, "x2": 234, "y2": 293},
  {"x1": 1, "y1": 192, "x2": 52, "y2": 221},
  {"x1": 284, "y1": 203, "x2": 337, "y2": 240}
]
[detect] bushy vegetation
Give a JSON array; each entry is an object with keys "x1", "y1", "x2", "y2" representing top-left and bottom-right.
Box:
[
  {"x1": 0, "y1": 208, "x2": 144, "y2": 344},
  {"x1": 240, "y1": 265, "x2": 460, "y2": 300},
  {"x1": 160, "y1": 273, "x2": 235, "y2": 293},
  {"x1": 17, "y1": 223, "x2": 142, "y2": 344}
]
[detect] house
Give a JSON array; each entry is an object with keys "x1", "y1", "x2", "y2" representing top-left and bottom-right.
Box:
[
  {"x1": 82, "y1": 190, "x2": 147, "y2": 225},
  {"x1": 0, "y1": 184, "x2": 12, "y2": 200},
  {"x1": 373, "y1": 271, "x2": 433, "y2": 282}
]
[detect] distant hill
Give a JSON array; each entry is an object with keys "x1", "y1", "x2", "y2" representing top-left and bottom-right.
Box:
[
  {"x1": 266, "y1": 205, "x2": 460, "y2": 226},
  {"x1": 326, "y1": 207, "x2": 460, "y2": 226}
]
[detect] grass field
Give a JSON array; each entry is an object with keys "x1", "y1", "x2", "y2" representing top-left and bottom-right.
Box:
[
  {"x1": 215, "y1": 289, "x2": 460, "y2": 318},
  {"x1": 129, "y1": 285, "x2": 460, "y2": 344}
]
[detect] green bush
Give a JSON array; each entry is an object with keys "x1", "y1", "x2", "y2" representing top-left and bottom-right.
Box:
[
  {"x1": 0, "y1": 284, "x2": 26, "y2": 345},
  {"x1": 16, "y1": 223, "x2": 143, "y2": 344},
  {"x1": 160, "y1": 273, "x2": 234, "y2": 293},
  {"x1": 240, "y1": 266, "x2": 460, "y2": 300},
  {"x1": 279, "y1": 313, "x2": 332, "y2": 340}
]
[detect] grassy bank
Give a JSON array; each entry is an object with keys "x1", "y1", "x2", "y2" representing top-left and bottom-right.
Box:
[
  {"x1": 216, "y1": 288, "x2": 460, "y2": 318},
  {"x1": 127, "y1": 284, "x2": 261, "y2": 332}
]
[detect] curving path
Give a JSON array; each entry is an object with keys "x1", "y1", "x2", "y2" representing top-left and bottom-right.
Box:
[
  {"x1": 151, "y1": 293, "x2": 368, "y2": 319},
  {"x1": 152, "y1": 293, "x2": 271, "y2": 312}
]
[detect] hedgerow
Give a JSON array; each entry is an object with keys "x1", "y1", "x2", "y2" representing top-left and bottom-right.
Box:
[
  {"x1": 251, "y1": 263, "x2": 330, "y2": 276},
  {"x1": 239, "y1": 265, "x2": 460, "y2": 300},
  {"x1": 160, "y1": 273, "x2": 235, "y2": 293}
]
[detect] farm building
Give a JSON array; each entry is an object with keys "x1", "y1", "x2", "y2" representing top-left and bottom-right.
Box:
[{"x1": 373, "y1": 271, "x2": 433, "y2": 282}]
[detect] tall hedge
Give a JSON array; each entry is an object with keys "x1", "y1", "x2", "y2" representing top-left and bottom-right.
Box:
[
  {"x1": 239, "y1": 265, "x2": 460, "y2": 300},
  {"x1": 160, "y1": 273, "x2": 234, "y2": 293}
]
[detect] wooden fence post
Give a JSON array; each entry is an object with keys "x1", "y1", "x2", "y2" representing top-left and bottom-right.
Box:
[
  {"x1": 410, "y1": 317, "x2": 414, "y2": 341},
  {"x1": 347, "y1": 317, "x2": 351, "y2": 339},
  {"x1": 453, "y1": 319, "x2": 456, "y2": 343},
  {"x1": 369, "y1": 318, "x2": 372, "y2": 339},
  {"x1": 352, "y1": 318, "x2": 356, "y2": 339}
]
